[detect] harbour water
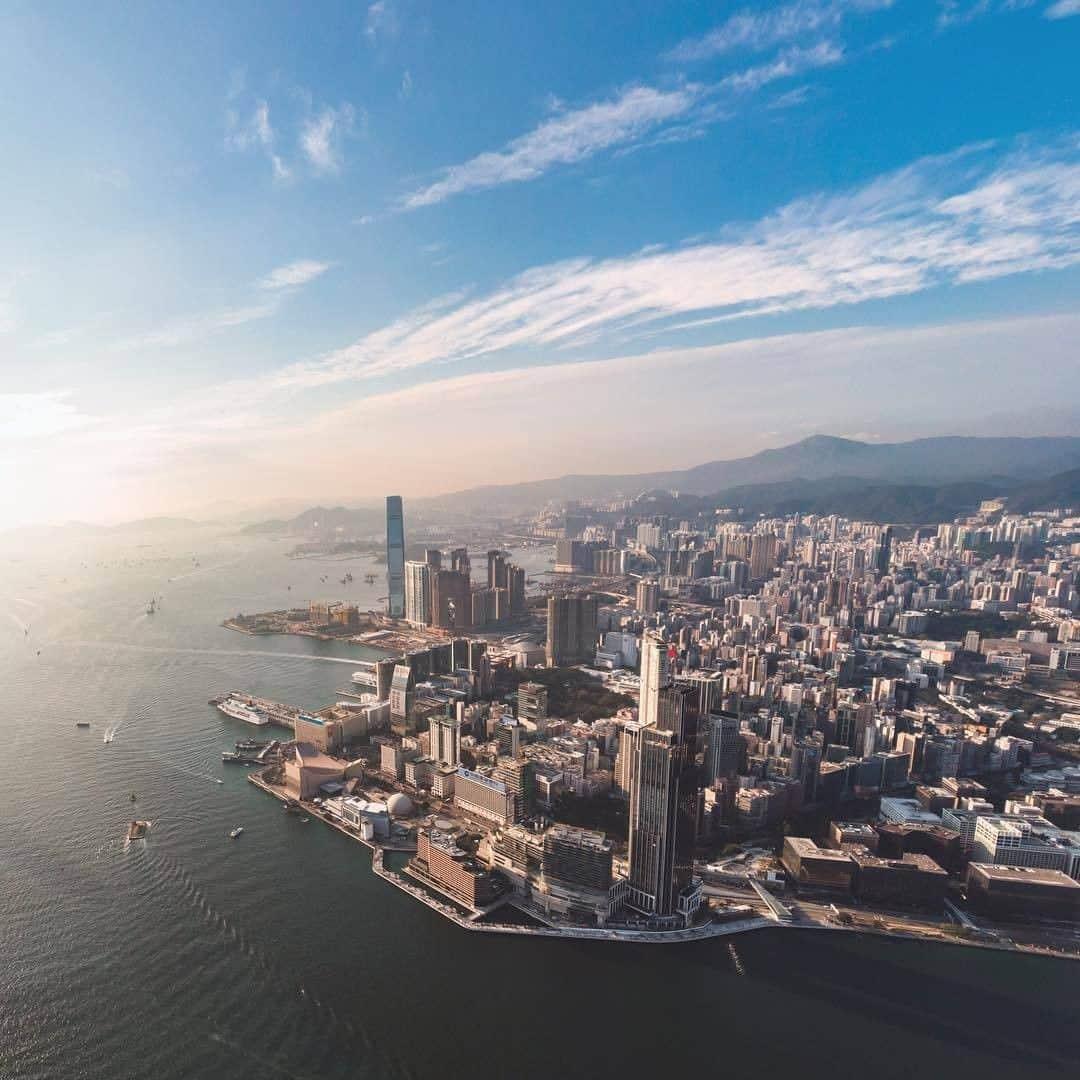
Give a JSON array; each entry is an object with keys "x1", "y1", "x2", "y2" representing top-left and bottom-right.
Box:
[{"x1": 1, "y1": 527, "x2": 1079, "y2": 1080}]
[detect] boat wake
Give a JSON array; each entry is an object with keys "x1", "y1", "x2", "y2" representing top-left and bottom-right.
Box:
[
  {"x1": 67, "y1": 640, "x2": 366, "y2": 666},
  {"x1": 172, "y1": 763, "x2": 224, "y2": 786},
  {"x1": 138, "y1": 849, "x2": 371, "y2": 1056}
]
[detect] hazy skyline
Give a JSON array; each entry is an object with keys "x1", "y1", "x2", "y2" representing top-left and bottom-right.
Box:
[{"x1": 3, "y1": 1, "x2": 1080, "y2": 527}]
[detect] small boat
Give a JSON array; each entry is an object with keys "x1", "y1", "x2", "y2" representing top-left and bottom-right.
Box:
[
  {"x1": 76, "y1": 721, "x2": 91, "y2": 728},
  {"x1": 126, "y1": 820, "x2": 150, "y2": 841},
  {"x1": 229, "y1": 826, "x2": 244, "y2": 839},
  {"x1": 146, "y1": 598, "x2": 156, "y2": 615},
  {"x1": 222, "y1": 752, "x2": 254, "y2": 765},
  {"x1": 130, "y1": 792, "x2": 137, "y2": 802}
]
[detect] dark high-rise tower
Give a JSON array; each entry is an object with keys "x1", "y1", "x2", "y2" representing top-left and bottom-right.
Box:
[
  {"x1": 545, "y1": 594, "x2": 598, "y2": 667},
  {"x1": 627, "y1": 631, "x2": 701, "y2": 921},
  {"x1": 385, "y1": 495, "x2": 405, "y2": 618},
  {"x1": 487, "y1": 550, "x2": 508, "y2": 590},
  {"x1": 875, "y1": 525, "x2": 894, "y2": 576},
  {"x1": 431, "y1": 569, "x2": 472, "y2": 630}
]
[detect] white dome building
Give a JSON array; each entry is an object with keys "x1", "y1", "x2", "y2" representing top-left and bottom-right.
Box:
[{"x1": 386, "y1": 792, "x2": 415, "y2": 818}]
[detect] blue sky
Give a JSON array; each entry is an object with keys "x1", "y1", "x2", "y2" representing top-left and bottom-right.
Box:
[{"x1": 2, "y1": 0, "x2": 1079, "y2": 525}]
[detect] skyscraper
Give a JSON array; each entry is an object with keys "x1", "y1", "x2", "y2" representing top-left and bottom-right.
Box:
[
  {"x1": 638, "y1": 631, "x2": 671, "y2": 730},
  {"x1": 875, "y1": 525, "x2": 894, "y2": 576},
  {"x1": 450, "y1": 547, "x2": 471, "y2": 577},
  {"x1": 626, "y1": 636, "x2": 701, "y2": 921},
  {"x1": 507, "y1": 565, "x2": 526, "y2": 613},
  {"x1": 385, "y1": 495, "x2": 405, "y2": 618},
  {"x1": 404, "y1": 560, "x2": 431, "y2": 626},
  {"x1": 431, "y1": 569, "x2": 472, "y2": 631},
  {"x1": 545, "y1": 594, "x2": 598, "y2": 667},
  {"x1": 749, "y1": 532, "x2": 777, "y2": 581},
  {"x1": 636, "y1": 579, "x2": 660, "y2": 615},
  {"x1": 429, "y1": 709, "x2": 461, "y2": 769},
  {"x1": 703, "y1": 710, "x2": 742, "y2": 783},
  {"x1": 487, "y1": 549, "x2": 508, "y2": 589}
]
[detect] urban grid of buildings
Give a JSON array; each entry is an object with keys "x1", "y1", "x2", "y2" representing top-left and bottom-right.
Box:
[{"x1": 253, "y1": 490, "x2": 1080, "y2": 938}]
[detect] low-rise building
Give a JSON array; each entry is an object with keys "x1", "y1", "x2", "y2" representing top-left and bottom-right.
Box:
[
  {"x1": 826, "y1": 822, "x2": 879, "y2": 853},
  {"x1": 409, "y1": 828, "x2": 504, "y2": 910},
  {"x1": 851, "y1": 852, "x2": 948, "y2": 908},
  {"x1": 966, "y1": 863, "x2": 1080, "y2": 921},
  {"x1": 781, "y1": 837, "x2": 855, "y2": 890}
]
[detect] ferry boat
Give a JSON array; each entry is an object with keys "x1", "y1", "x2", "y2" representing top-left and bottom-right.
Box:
[
  {"x1": 215, "y1": 697, "x2": 270, "y2": 727},
  {"x1": 350, "y1": 662, "x2": 379, "y2": 691}
]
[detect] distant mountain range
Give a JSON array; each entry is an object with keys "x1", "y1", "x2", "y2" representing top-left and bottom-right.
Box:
[
  {"x1": 240, "y1": 435, "x2": 1080, "y2": 534},
  {"x1": 242, "y1": 505, "x2": 386, "y2": 538},
  {"x1": 420, "y1": 434, "x2": 1080, "y2": 513}
]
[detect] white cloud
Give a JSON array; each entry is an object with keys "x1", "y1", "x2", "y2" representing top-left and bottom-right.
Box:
[
  {"x1": 719, "y1": 42, "x2": 844, "y2": 92},
  {"x1": 271, "y1": 311, "x2": 1079, "y2": 495},
  {"x1": 114, "y1": 298, "x2": 283, "y2": 351},
  {"x1": 0, "y1": 392, "x2": 96, "y2": 441},
  {"x1": 667, "y1": 0, "x2": 893, "y2": 61},
  {"x1": 768, "y1": 85, "x2": 815, "y2": 109},
  {"x1": 365, "y1": 1, "x2": 398, "y2": 43},
  {"x1": 225, "y1": 98, "x2": 291, "y2": 181},
  {"x1": 275, "y1": 135, "x2": 1080, "y2": 390},
  {"x1": 225, "y1": 99, "x2": 273, "y2": 151},
  {"x1": 400, "y1": 84, "x2": 700, "y2": 209},
  {"x1": 300, "y1": 104, "x2": 356, "y2": 174},
  {"x1": 258, "y1": 259, "x2": 331, "y2": 290},
  {"x1": 1045, "y1": 0, "x2": 1080, "y2": 17},
  {"x1": 937, "y1": 0, "x2": 1036, "y2": 26}
]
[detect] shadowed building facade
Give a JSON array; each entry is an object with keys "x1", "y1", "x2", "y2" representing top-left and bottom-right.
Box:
[{"x1": 385, "y1": 495, "x2": 405, "y2": 618}]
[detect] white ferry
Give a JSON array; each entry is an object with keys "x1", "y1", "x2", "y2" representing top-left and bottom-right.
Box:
[
  {"x1": 216, "y1": 697, "x2": 270, "y2": 727},
  {"x1": 350, "y1": 662, "x2": 379, "y2": 690}
]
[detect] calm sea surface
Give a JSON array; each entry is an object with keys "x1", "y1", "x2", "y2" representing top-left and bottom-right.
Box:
[{"x1": 1, "y1": 528, "x2": 1078, "y2": 1080}]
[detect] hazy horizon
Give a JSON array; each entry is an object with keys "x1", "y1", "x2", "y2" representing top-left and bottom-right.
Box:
[{"x1": 4, "y1": 2, "x2": 1080, "y2": 529}]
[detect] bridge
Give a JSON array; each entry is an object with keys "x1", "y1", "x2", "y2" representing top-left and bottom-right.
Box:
[{"x1": 749, "y1": 878, "x2": 794, "y2": 922}]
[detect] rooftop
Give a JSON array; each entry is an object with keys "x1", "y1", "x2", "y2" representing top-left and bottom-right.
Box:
[
  {"x1": 968, "y1": 863, "x2": 1080, "y2": 888},
  {"x1": 785, "y1": 837, "x2": 854, "y2": 863}
]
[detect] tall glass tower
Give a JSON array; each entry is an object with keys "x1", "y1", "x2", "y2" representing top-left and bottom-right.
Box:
[{"x1": 385, "y1": 495, "x2": 405, "y2": 617}]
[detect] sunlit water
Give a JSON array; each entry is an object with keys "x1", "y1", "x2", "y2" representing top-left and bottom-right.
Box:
[{"x1": 1, "y1": 528, "x2": 1078, "y2": 1079}]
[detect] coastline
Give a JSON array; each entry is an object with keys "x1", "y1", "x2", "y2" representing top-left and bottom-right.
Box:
[{"x1": 247, "y1": 773, "x2": 1080, "y2": 958}]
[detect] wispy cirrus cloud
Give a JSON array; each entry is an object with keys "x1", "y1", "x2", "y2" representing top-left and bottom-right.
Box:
[
  {"x1": 258, "y1": 259, "x2": 332, "y2": 290},
  {"x1": 225, "y1": 98, "x2": 290, "y2": 181},
  {"x1": 719, "y1": 41, "x2": 844, "y2": 92},
  {"x1": 117, "y1": 299, "x2": 284, "y2": 351},
  {"x1": 112, "y1": 258, "x2": 330, "y2": 352},
  {"x1": 300, "y1": 104, "x2": 357, "y2": 174},
  {"x1": 365, "y1": 1, "x2": 399, "y2": 44},
  {"x1": 937, "y1": 0, "x2": 1036, "y2": 27},
  {"x1": 276, "y1": 134, "x2": 1080, "y2": 389},
  {"x1": 1045, "y1": 0, "x2": 1080, "y2": 17},
  {"x1": 667, "y1": 0, "x2": 894, "y2": 61},
  {"x1": 399, "y1": 84, "x2": 700, "y2": 209}
]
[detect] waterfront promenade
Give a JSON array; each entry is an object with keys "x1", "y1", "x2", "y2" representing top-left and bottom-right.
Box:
[{"x1": 248, "y1": 773, "x2": 1080, "y2": 957}]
